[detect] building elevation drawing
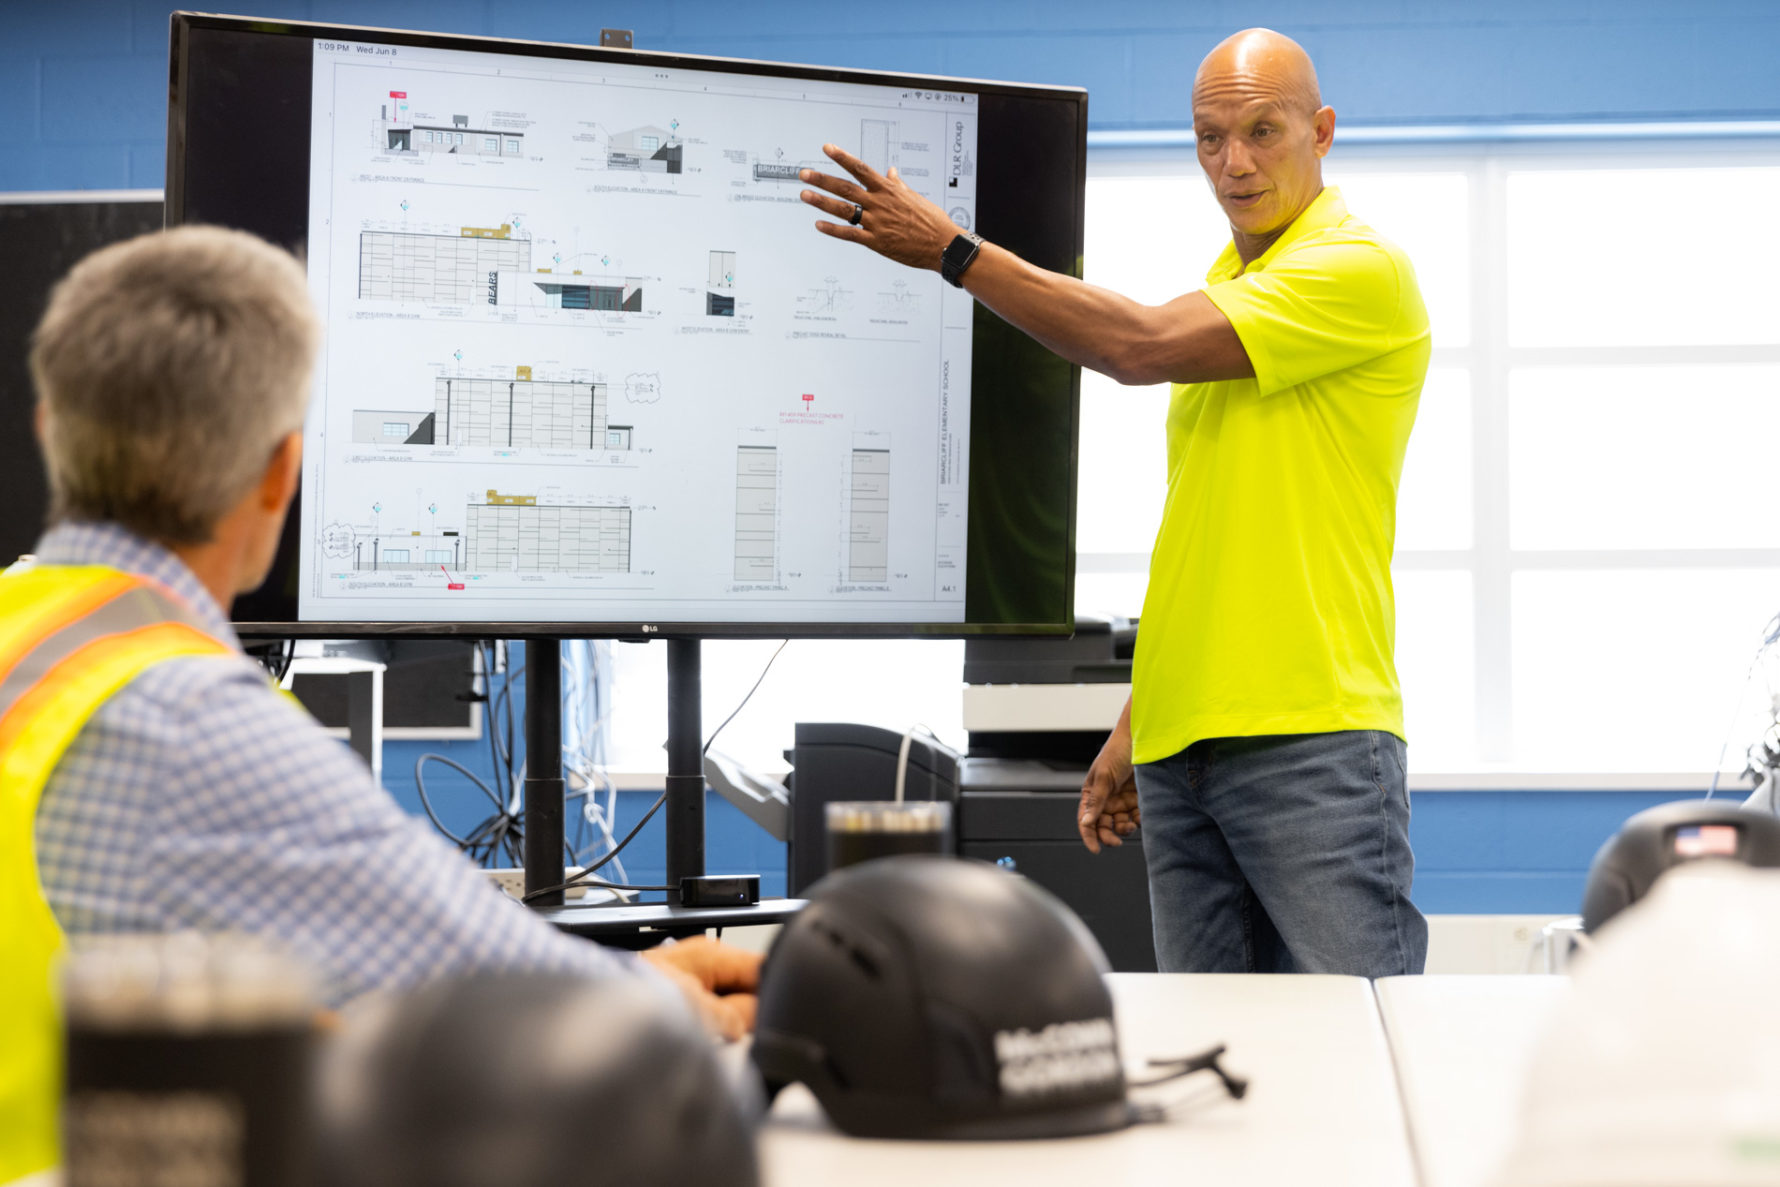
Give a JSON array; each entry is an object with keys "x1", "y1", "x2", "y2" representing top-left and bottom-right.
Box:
[{"x1": 302, "y1": 37, "x2": 978, "y2": 624}]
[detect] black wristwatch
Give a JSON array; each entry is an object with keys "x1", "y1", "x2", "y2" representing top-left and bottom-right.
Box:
[{"x1": 940, "y1": 232, "x2": 984, "y2": 288}]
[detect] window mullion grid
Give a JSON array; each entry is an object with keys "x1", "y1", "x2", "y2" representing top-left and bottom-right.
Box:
[{"x1": 1473, "y1": 155, "x2": 1514, "y2": 764}]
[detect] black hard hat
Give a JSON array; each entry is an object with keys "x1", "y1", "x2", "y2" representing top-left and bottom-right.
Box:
[
  {"x1": 1582, "y1": 800, "x2": 1780, "y2": 932},
  {"x1": 752, "y1": 854, "x2": 1132, "y2": 1140},
  {"x1": 316, "y1": 972, "x2": 759, "y2": 1187}
]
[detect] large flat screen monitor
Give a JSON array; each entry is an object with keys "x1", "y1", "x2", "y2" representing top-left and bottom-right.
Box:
[{"x1": 167, "y1": 13, "x2": 1084, "y2": 639}]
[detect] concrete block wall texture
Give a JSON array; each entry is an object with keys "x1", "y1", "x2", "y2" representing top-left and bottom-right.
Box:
[
  {"x1": 3, "y1": 1, "x2": 1780, "y2": 190},
  {"x1": 7, "y1": 2, "x2": 1772, "y2": 908}
]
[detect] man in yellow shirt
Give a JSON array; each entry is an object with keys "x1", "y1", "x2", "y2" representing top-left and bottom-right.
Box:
[{"x1": 799, "y1": 28, "x2": 1429, "y2": 973}]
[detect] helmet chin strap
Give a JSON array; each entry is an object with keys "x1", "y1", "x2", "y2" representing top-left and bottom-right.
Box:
[{"x1": 1126, "y1": 1042, "x2": 1249, "y2": 1098}]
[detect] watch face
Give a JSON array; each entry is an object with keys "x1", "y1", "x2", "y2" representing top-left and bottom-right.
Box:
[{"x1": 948, "y1": 207, "x2": 972, "y2": 230}]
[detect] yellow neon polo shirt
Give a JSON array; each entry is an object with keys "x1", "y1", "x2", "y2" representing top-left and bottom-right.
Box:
[{"x1": 1130, "y1": 186, "x2": 1431, "y2": 765}]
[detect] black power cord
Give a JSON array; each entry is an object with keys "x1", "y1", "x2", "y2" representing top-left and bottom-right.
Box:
[
  {"x1": 520, "y1": 793, "x2": 669, "y2": 904},
  {"x1": 415, "y1": 643, "x2": 529, "y2": 869}
]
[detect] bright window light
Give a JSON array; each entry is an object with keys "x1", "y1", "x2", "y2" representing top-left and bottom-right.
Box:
[
  {"x1": 1075, "y1": 370, "x2": 1168, "y2": 558},
  {"x1": 1509, "y1": 364, "x2": 1780, "y2": 550},
  {"x1": 1507, "y1": 165, "x2": 1780, "y2": 348},
  {"x1": 1394, "y1": 570, "x2": 1476, "y2": 767},
  {"x1": 604, "y1": 639, "x2": 967, "y2": 776},
  {"x1": 1397, "y1": 367, "x2": 1473, "y2": 552},
  {"x1": 1325, "y1": 169, "x2": 1471, "y2": 348},
  {"x1": 1511, "y1": 570, "x2": 1780, "y2": 772},
  {"x1": 1082, "y1": 173, "x2": 1228, "y2": 305}
]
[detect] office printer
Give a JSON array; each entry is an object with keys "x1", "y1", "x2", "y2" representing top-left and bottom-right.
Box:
[{"x1": 789, "y1": 616, "x2": 1156, "y2": 972}]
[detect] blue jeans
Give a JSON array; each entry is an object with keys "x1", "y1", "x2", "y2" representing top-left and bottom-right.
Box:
[{"x1": 1134, "y1": 731, "x2": 1427, "y2": 976}]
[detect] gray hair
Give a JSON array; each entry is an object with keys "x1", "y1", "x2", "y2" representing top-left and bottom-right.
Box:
[{"x1": 30, "y1": 225, "x2": 320, "y2": 545}]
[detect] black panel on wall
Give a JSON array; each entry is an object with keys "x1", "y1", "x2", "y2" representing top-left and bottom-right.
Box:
[
  {"x1": 0, "y1": 199, "x2": 164, "y2": 566},
  {"x1": 2, "y1": 198, "x2": 481, "y2": 737}
]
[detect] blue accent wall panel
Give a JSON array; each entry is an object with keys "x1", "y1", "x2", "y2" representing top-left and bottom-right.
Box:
[
  {"x1": 6, "y1": 1, "x2": 1780, "y2": 191},
  {"x1": 1408, "y1": 791, "x2": 1691, "y2": 913},
  {"x1": 0, "y1": 63, "x2": 41, "y2": 146},
  {"x1": 41, "y1": 53, "x2": 167, "y2": 142}
]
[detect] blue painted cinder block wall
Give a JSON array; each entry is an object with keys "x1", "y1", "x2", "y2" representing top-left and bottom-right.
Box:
[
  {"x1": 7, "y1": 2, "x2": 1777, "y2": 910},
  {"x1": 5, "y1": 0, "x2": 1780, "y2": 190},
  {"x1": 378, "y1": 646, "x2": 1712, "y2": 913}
]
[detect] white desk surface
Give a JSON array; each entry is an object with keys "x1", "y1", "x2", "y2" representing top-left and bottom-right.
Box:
[
  {"x1": 1374, "y1": 975, "x2": 1571, "y2": 1187},
  {"x1": 756, "y1": 972, "x2": 1415, "y2": 1187}
]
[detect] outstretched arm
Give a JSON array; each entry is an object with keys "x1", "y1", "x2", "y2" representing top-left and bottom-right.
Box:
[{"x1": 800, "y1": 144, "x2": 1253, "y2": 387}]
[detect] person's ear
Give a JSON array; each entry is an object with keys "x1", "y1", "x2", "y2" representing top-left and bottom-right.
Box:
[
  {"x1": 259, "y1": 430, "x2": 303, "y2": 513},
  {"x1": 1312, "y1": 106, "x2": 1336, "y2": 158}
]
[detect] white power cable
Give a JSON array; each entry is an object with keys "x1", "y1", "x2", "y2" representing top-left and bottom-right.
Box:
[
  {"x1": 1707, "y1": 609, "x2": 1780, "y2": 803},
  {"x1": 560, "y1": 639, "x2": 628, "y2": 882},
  {"x1": 894, "y1": 723, "x2": 941, "y2": 803}
]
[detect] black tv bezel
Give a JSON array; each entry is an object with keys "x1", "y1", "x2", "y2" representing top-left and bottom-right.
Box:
[{"x1": 166, "y1": 11, "x2": 1084, "y2": 641}]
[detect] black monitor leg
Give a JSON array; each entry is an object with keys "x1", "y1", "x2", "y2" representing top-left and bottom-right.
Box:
[
  {"x1": 523, "y1": 638, "x2": 565, "y2": 906},
  {"x1": 664, "y1": 637, "x2": 705, "y2": 904}
]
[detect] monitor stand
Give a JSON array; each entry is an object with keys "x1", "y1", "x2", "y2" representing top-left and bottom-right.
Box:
[{"x1": 521, "y1": 637, "x2": 803, "y2": 938}]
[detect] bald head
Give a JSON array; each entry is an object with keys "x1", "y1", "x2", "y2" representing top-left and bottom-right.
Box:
[
  {"x1": 1190, "y1": 29, "x2": 1335, "y2": 260},
  {"x1": 1193, "y1": 28, "x2": 1322, "y2": 116}
]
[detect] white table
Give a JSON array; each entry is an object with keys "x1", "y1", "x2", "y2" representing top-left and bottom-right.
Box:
[
  {"x1": 1374, "y1": 975, "x2": 1571, "y2": 1187},
  {"x1": 756, "y1": 973, "x2": 1416, "y2": 1187}
]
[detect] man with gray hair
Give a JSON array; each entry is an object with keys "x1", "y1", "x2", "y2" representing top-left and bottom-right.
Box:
[{"x1": 0, "y1": 229, "x2": 757, "y2": 1164}]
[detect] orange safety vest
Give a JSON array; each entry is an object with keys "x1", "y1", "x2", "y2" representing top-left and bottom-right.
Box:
[{"x1": 0, "y1": 562, "x2": 236, "y2": 1183}]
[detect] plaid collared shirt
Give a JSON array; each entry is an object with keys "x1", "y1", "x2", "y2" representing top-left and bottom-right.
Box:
[{"x1": 29, "y1": 521, "x2": 632, "y2": 1005}]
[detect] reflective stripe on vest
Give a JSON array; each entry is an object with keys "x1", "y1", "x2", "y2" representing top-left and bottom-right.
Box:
[{"x1": 0, "y1": 564, "x2": 236, "y2": 1184}]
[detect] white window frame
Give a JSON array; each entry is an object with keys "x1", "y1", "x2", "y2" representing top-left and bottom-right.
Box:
[{"x1": 1086, "y1": 134, "x2": 1780, "y2": 789}]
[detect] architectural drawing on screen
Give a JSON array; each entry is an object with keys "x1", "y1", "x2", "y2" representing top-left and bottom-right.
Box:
[
  {"x1": 607, "y1": 126, "x2": 683, "y2": 174},
  {"x1": 624, "y1": 373, "x2": 663, "y2": 405},
  {"x1": 358, "y1": 223, "x2": 530, "y2": 303},
  {"x1": 859, "y1": 119, "x2": 898, "y2": 174},
  {"x1": 734, "y1": 442, "x2": 779, "y2": 583},
  {"x1": 742, "y1": 145, "x2": 824, "y2": 183},
  {"x1": 707, "y1": 250, "x2": 736, "y2": 316},
  {"x1": 372, "y1": 91, "x2": 526, "y2": 159},
  {"x1": 434, "y1": 367, "x2": 616, "y2": 450},
  {"x1": 352, "y1": 529, "x2": 465, "y2": 572},
  {"x1": 490, "y1": 270, "x2": 646, "y2": 312},
  {"x1": 351, "y1": 410, "x2": 437, "y2": 445},
  {"x1": 796, "y1": 276, "x2": 853, "y2": 316},
  {"x1": 304, "y1": 39, "x2": 982, "y2": 622},
  {"x1": 848, "y1": 443, "x2": 890, "y2": 584},
  {"x1": 464, "y1": 490, "x2": 632, "y2": 574},
  {"x1": 877, "y1": 279, "x2": 921, "y2": 316}
]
